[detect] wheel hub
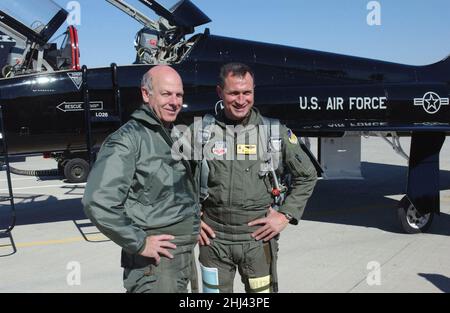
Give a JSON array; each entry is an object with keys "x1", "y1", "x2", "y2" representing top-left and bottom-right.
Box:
[
  {"x1": 406, "y1": 205, "x2": 430, "y2": 229},
  {"x1": 72, "y1": 166, "x2": 83, "y2": 178}
]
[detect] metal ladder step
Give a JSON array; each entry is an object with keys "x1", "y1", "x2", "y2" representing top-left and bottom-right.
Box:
[
  {"x1": 83, "y1": 63, "x2": 123, "y2": 167},
  {"x1": 0, "y1": 104, "x2": 17, "y2": 234}
]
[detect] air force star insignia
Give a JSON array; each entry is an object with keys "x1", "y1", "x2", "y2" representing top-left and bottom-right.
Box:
[
  {"x1": 287, "y1": 129, "x2": 298, "y2": 145},
  {"x1": 414, "y1": 92, "x2": 449, "y2": 114}
]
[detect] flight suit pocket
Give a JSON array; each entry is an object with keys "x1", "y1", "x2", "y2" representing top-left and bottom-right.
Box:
[
  {"x1": 288, "y1": 153, "x2": 314, "y2": 176},
  {"x1": 243, "y1": 162, "x2": 272, "y2": 206},
  {"x1": 123, "y1": 265, "x2": 158, "y2": 293},
  {"x1": 242, "y1": 241, "x2": 272, "y2": 279},
  {"x1": 136, "y1": 182, "x2": 170, "y2": 206},
  {"x1": 132, "y1": 172, "x2": 156, "y2": 205},
  {"x1": 136, "y1": 190, "x2": 152, "y2": 205}
]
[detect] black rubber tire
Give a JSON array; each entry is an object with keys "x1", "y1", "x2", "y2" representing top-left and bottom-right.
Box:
[
  {"x1": 398, "y1": 197, "x2": 434, "y2": 234},
  {"x1": 64, "y1": 158, "x2": 90, "y2": 183}
]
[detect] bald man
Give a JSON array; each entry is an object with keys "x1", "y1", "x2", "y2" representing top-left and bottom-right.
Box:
[{"x1": 83, "y1": 66, "x2": 201, "y2": 293}]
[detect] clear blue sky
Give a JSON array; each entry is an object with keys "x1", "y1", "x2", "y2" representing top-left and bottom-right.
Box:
[{"x1": 52, "y1": 0, "x2": 450, "y2": 67}]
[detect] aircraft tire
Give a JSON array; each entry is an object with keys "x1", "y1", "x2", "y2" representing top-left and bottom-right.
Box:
[
  {"x1": 397, "y1": 197, "x2": 434, "y2": 234},
  {"x1": 64, "y1": 158, "x2": 90, "y2": 183}
]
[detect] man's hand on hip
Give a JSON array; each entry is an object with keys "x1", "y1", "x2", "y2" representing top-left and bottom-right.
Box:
[
  {"x1": 139, "y1": 235, "x2": 177, "y2": 265},
  {"x1": 199, "y1": 220, "x2": 216, "y2": 246},
  {"x1": 248, "y1": 207, "x2": 289, "y2": 242}
]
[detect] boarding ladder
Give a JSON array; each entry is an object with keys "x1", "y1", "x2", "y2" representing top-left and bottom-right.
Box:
[
  {"x1": 0, "y1": 104, "x2": 16, "y2": 234},
  {"x1": 82, "y1": 63, "x2": 124, "y2": 167}
]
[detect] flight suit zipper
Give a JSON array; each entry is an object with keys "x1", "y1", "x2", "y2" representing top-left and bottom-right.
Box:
[
  {"x1": 158, "y1": 124, "x2": 196, "y2": 187},
  {"x1": 227, "y1": 131, "x2": 238, "y2": 210},
  {"x1": 157, "y1": 124, "x2": 200, "y2": 233}
]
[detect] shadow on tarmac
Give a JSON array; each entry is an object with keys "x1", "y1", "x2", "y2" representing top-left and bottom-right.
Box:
[
  {"x1": 0, "y1": 193, "x2": 101, "y2": 252},
  {"x1": 0, "y1": 194, "x2": 85, "y2": 227},
  {"x1": 418, "y1": 273, "x2": 450, "y2": 292},
  {"x1": 1, "y1": 162, "x2": 450, "y2": 236},
  {"x1": 302, "y1": 162, "x2": 450, "y2": 236}
]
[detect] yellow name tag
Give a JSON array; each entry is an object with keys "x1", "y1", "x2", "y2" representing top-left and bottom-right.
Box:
[{"x1": 237, "y1": 144, "x2": 257, "y2": 155}]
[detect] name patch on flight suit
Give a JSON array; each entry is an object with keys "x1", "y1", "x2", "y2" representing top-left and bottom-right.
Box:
[
  {"x1": 237, "y1": 144, "x2": 257, "y2": 155},
  {"x1": 287, "y1": 129, "x2": 298, "y2": 145}
]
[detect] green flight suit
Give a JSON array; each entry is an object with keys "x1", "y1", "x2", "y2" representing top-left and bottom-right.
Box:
[
  {"x1": 199, "y1": 108, "x2": 317, "y2": 293},
  {"x1": 83, "y1": 105, "x2": 201, "y2": 293}
]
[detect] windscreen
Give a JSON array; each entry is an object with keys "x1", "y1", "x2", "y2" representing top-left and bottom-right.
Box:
[
  {"x1": 155, "y1": 0, "x2": 180, "y2": 12},
  {"x1": 142, "y1": 0, "x2": 211, "y2": 28},
  {"x1": 0, "y1": 0, "x2": 63, "y2": 35}
]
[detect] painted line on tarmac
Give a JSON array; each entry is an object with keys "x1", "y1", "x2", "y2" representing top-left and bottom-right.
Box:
[
  {"x1": 0, "y1": 183, "x2": 86, "y2": 192},
  {"x1": 0, "y1": 177, "x2": 39, "y2": 182},
  {"x1": 0, "y1": 234, "x2": 109, "y2": 249}
]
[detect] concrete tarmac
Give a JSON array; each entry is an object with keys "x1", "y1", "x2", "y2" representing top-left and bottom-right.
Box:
[{"x1": 1, "y1": 136, "x2": 450, "y2": 293}]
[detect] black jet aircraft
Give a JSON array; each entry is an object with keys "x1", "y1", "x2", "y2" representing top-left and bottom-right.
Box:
[{"x1": 0, "y1": 0, "x2": 449, "y2": 234}]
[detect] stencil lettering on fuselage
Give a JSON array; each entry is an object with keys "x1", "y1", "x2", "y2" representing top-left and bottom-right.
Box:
[{"x1": 299, "y1": 96, "x2": 387, "y2": 111}]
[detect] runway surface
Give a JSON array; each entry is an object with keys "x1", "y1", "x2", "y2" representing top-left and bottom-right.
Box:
[{"x1": 1, "y1": 137, "x2": 450, "y2": 293}]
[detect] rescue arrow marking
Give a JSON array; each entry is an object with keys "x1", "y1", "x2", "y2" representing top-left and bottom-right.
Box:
[{"x1": 57, "y1": 101, "x2": 104, "y2": 113}]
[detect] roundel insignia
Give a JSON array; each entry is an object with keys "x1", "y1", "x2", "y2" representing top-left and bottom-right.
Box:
[
  {"x1": 287, "y1": 129, "x2": 298, "y2": 145},
  {"x1": 414, "y1": 91, "x2": 450, "y2": 114}
]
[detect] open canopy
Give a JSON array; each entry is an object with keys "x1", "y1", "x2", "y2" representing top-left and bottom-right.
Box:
[
  {"x1": 0, "y1": 0, "x2": 67, "y2": 44},
  {"x1": 140, "y1": 0, "x2": 211, "y2": 29}
]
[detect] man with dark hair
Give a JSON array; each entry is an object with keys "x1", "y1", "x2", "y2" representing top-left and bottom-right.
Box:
[
  {"x1": 218, "y1": 62, "x2": 254, "y2": 88},
  {"x1": 198, "y1": 62, "x2": 317, "y2": 293},
  {"x1": 83, "y1": 65, "x2": 200, "y2": 293}
]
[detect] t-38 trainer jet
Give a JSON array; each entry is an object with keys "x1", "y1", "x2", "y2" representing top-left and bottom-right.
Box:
[{"x1": 0, "y1": 0, "x2": 449, "y2": 234}]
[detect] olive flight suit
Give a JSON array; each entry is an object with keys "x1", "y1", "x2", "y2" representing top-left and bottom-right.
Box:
[
  {"x1": 199, "y1": 108, "x2": 317, "y2": 293},
  {"x1": 83, "y1": 105, "x2": 201, "y2": 293}
]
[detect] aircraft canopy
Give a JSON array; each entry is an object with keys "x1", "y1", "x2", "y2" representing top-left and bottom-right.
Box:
[{"x1": 0, "y1": 0, "x2": 67, "y2": 43}]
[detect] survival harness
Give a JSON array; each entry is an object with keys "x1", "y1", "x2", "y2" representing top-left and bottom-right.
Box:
[{"x1": 197, "y1": 114, "x2": 288, "y2": 209}]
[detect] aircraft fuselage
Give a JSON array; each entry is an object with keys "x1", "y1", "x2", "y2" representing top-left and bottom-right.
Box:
[{"x1": 0, "y1": 33, "x2": 449, "y2": 155}]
